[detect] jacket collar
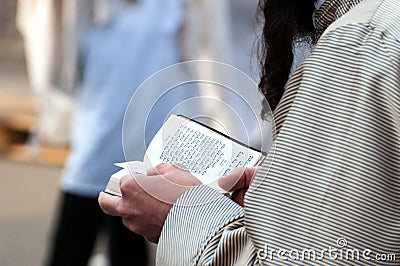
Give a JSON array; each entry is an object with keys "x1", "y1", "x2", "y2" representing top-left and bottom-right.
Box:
[{"x1": 314, "y1": 0, "x2": 364, "y2": 37}]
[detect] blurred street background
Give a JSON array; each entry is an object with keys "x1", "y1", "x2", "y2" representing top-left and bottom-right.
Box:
[
  {"x1": 1, "y1": 1, "x2": 69, "y2": 265},
  {"x1": 0, "y1": 0, "x2": 260, "y2": 265}
]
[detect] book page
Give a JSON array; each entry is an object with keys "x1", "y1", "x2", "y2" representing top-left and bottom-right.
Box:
[
  {"x1": 115, "y1": 161, "x2": 149, "y2": 174},
  {"x1": 105, "y1": 162, "x2": 151, "y2": 197},
  {"x1": 144, "y1": 115, "x2": 262, "y2": 184}
]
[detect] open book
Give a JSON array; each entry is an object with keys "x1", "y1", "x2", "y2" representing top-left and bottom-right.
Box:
[{"x1": 105, "y1": 114, "x2": 265, "y2": 196}]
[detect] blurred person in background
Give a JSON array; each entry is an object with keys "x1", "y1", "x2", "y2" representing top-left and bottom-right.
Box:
[
  {"x1": 17, "y1": 0, "x2": 263, "y2": 264},
  {"x1": 27, "y1": 0, "x2": 185, "y2": 265}
]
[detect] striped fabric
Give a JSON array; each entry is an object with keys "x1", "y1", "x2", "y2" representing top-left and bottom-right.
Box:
[
  {"x1": 157, "y1": 0, "x2": 400, "y2": 265},
  {"x1": 314, "y1": 0, "x2": 363, "y2": 37},
  {"x1": 157, "y1": 185, "x2": 255, "y2": 265}
]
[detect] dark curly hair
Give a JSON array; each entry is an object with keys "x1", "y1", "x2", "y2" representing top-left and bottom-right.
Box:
[{"x1": 257, "y1": 0, "x2": 317, "y2": 114}]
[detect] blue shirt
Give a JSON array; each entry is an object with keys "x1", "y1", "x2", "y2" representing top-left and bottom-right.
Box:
[{"x1": 61, "y1": 0, "x2": 183, "y2": 197}]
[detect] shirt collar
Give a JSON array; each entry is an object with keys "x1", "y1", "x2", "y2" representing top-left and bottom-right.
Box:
[
  {"x1": 314, "y1": 0, "x2": 364, "y2": 37},
  {"x1": 315, "y1": 0, "x2": 326, "y2": 10}
]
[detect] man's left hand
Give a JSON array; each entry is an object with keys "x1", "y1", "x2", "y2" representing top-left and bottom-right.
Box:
[{"x1": 98, "y1": 163, "x2": 200, "y2": 243}]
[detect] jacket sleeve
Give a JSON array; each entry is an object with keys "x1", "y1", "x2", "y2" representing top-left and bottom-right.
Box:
[{"x1": 156, "y1": 185, "x2": 258, "y2": 265}]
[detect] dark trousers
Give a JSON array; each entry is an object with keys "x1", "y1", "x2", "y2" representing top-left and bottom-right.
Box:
[{"x1": 46, "y1": 192, "x2": 148, "y2": 266}]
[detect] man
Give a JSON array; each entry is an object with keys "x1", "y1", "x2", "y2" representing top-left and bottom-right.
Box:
[
  {"x1": 46, "y1": 1, "x2": 184, "y2": 265},
  {"x1": 99, "y1": 0, "x2": 400, "y2": 265}
]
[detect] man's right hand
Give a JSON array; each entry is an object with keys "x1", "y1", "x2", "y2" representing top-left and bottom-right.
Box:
[{"x1": 218, "y1": 167, "x2": 258, "y2": 207}]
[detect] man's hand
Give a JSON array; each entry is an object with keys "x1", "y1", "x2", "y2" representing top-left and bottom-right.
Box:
[
  {"x1": 98, "y1": 163, "x2": 201, "y2": 243},
  {"x1": 218, "y1": 167, "x2": 258, "y2": 207}
]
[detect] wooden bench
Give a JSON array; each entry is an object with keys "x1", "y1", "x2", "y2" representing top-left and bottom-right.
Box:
[{"x1": 0, "y1": 91, "x2": 69, "y2": 166}]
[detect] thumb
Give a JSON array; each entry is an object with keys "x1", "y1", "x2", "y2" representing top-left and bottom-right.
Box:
[{"x1": 218, "y1": 167, "x2": 258, "y2": 192}]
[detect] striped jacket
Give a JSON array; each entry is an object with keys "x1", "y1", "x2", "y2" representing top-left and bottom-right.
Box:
[{"x1": 157, "y1": 0, "x2": 400, "y2": 265}]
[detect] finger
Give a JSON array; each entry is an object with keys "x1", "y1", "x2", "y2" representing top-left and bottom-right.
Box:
[
  {"x1": 152, "y1": 163, "x2": 200, "y2": 186},
  {"x1": 120, "y1": 174, "x2": 132, "y2": 184},
  {"x1": 218, "y1": 167, "x2": 258, "y2": 192},
  {"x1": 120, "y1": 173, "x2": 137, "y2": 189},
  {"x1": 172, "y1": 163, "x2": 190, "y2": 172},
  {"x1": 147, "y1": 167, "x2": 159, "y2": 176},
  {"x1": 156, "y1": 171, "x2": 201, "y2": 187},
  {"x1": 153, "y1": 163, "x2": 189, "y2": 175},
  {"x1": 120, "y1": 174, "x2": 143, "y2": 197},
  {"x1": 231, "y1": 188, "x2": 247, "y2": 207},
  {"x1": 98, "y1": 192, "x2": 122, "y2": 216},
  {"x1": 154, "y1": 163, "x2": 172, "y2": 174},
  {"x1": 218, "y1": 168, "x2": 245, "y2": 191}
]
